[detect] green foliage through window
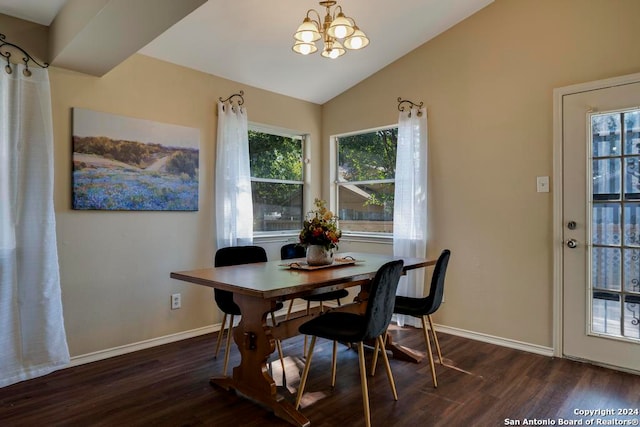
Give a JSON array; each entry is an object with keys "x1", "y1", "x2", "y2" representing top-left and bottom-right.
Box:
[
  {"x1": 336, "y1": 127, "x2": 397, "y2": 233},
  {"x1": 249, "y1": 130, "x2": 304, "y2": 233}
]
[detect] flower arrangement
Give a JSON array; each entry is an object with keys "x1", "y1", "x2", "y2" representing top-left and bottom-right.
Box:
[{"x1": 298, "y1": 198, "x2": 342, "y2": 251}]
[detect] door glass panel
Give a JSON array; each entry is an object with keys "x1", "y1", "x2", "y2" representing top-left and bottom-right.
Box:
[
  {"x1": 624, "y1": 111, "x2": 640, "y2": 154},
  {"x1": 624, "y1": 156, "x2": 640, "y2": 200},
  {"x1": 624, "y1": 295, "x2": 640, "y2": 338},
  {"x1": 623, "y1": 248, "x2": 640, "y2": 292},
  {"x1": 592, "y1": 292, "x2": 621, "y2": 336},
  {"x1": 623, "y1": 203, "x2": 640, "y2": 246},
  {"x1": 593, "y1": 113, "x2": 621, "y2": 156},
  {"x1": 623, "y1": 295, "x2": 640, "y2": 339},
  {"x1": 590, "y1": 109, "x2": 640, "y2": 342},
  {"x1": 592, "y1": 247, "x2": 621, "y2": 291},
  {"x1": 592, "y1": 203, "x2": 620, "y2": 245},
  {"x1": 592, "y1": 158, "x2": 620, "y2": 200}
]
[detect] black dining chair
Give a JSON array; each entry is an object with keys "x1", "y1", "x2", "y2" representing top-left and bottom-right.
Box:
[
  {"x1": 281, "y1": 243, "x2": 350, "y2": 357},
  {"x1": 392, "y1": 249, "x2": 450, "y2": 388},
  {"x1": 295, "y1": 260, "x2": 405, "y2": 427},
  {"x1": 213, "y1": 245, "x2": 284, "y2": 376},
  {"x1": 281, "y1": 243, "x2": 349, "y2": 319}
]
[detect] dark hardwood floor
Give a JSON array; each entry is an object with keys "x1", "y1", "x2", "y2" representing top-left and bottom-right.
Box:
[{"x1": 1, "y1": 325, "x2": 639, "y2": 427}]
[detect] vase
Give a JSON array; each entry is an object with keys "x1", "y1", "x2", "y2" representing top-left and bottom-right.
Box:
[{"x1": 306, "y1": 245, "x2": 334, "y2": 266}]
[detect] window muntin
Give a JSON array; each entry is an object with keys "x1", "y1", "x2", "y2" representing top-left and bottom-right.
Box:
[
  {"x1": 336, "y1": 127, "x2": 397, "y2": 234},
  {"x1": 249, "y1": 129, "x2": 304, "y2": 234}
]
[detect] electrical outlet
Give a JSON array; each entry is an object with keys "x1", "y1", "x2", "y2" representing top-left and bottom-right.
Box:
[{"x1": 171, "y1": 293, "x2": 181, "y2": 310}]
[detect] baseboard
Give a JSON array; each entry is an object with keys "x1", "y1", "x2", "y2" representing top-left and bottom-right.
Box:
[
  {"x1": 432, "y1": 323, "x2": 555, "y2": 357},
  {"x1": 69, "y1": 299, "x2": 313, "y2": 368},
  {"x1": 69, "y1": 314, "x2": 554, "y2": 368},
  {"x1": 68, "y1": 324, "x2": 219, "y2": 367}
]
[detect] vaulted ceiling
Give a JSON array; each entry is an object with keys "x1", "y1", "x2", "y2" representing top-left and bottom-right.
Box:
[{"x1": 0, "y1": 0, "x2": 493, "y2": 104}]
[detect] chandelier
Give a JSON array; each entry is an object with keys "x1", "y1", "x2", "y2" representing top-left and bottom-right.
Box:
[{"x1": 292, "y1": 0, "x2": 369, "y2": 59}]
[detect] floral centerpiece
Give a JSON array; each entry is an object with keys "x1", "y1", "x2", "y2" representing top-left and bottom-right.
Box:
[{"x1": 298, "y1": 198, "x2": 341, "y2": 265}]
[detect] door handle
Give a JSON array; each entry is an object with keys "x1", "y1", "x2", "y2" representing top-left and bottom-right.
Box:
[{"x1": 566, "y1": 239, "x2": 577, "y2": 249}]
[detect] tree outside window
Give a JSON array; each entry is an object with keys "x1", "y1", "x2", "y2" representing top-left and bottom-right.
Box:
[
  {"x1": 249, "y1": 129, "x2": 304, "y2": 233},
  {"x1": 336, "y1": 127, "x2": 397, "y2": 234}
]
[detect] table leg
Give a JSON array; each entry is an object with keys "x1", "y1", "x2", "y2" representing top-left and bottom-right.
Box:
[{"x1": 209, "y1": 294, "x2": 310, "y2": 427}]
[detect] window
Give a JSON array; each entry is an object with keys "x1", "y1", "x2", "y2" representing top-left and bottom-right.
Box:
[
  {"x1": 335, "y1": 126, "x2": 397, "y2": 235},
  {"x1": 249, "y1": 127, "x2": 304, "y2": 234}
]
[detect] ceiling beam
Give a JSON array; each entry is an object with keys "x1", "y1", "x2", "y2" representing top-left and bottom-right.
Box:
[{"x1": 48, "y1": 0, "x2": 206, "y2": 76}]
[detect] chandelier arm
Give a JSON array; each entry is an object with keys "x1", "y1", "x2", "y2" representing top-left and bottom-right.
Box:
[
  {"x1": 306, "y1": 9, "x2": 323, "y2": 28},
  {"x1": 333, "y1": 5, "x2": 342, "y2": 20}
]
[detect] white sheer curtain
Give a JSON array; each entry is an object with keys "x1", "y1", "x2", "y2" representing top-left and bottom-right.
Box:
[
  {"x1": 0, "y1": 64, "x2": 70, "y2": 387},
  {"x1": 394, "y1": 106, "x2": 428, "y2": 327},
  {"x1": 215, "y1": 101, "x2": 253, "y2": 248}
]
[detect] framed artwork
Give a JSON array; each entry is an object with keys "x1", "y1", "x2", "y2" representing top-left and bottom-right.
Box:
[{"x1": 72, "y1": 108, "x2": 199, "y2": 211}]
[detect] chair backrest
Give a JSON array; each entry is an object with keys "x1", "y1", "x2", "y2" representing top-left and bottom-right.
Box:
[
  {"x1": 215, "y1": 245, "x2": 267, "y2": 267},
  {"x1": 363, "y1": 260, "x2": 405, "y2": 341},
  {"x1": 280, "y1": 243, "x2": 305, "y2": 260},
  {"x1": 214, "y1": 246, "x2": 267, "y2": 313},
  {"x1": 424, "y1": 249, "x2": 451, "y2": 315}
]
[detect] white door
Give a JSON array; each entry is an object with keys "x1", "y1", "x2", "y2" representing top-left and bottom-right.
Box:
[{"x1": 562, "y1": 77, "x2": 640, "y2": 372}]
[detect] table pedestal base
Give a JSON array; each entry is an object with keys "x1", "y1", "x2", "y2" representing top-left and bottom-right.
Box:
[
  {"x1": 210, "y1": 376, "x2": 310, "y2": 427},
  {"x1": 385, "y1": 333, "x2": 424, "y2": 363}
]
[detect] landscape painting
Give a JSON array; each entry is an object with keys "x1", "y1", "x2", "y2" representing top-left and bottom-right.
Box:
[{"x1": 72, "y1": 108, "x2": 199, "y2": 211}]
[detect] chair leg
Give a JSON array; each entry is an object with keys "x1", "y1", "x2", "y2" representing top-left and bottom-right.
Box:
[
  {"x1": 427, "y1": 314, "x2": 443, "y2": 365},
  {"x1": 275, "y1": 338, "x2": 286, "y2": 378},
  {"x1": 330, "y1": 340, "x2": 338, "y2": 388},
  {"x1": 286, "y1": 299, "x2": 295, "y2": 320},
  {"x1": 214, "y1": 313, "x2": 227, "y2": 359},
  {"x1": 370, "y1": 330, "x2": 387, "y2": 376},
  {"x1": 357, "y1": 342, "x2": 372, "y2": 427},
  {"x1": 302, "y1": 301, "x2": 311, "y2": 357},
  {"x1": 370, "y1": 338, "x2": 380, "y2": 376},
  {"x1": 421, "y1": 315, "x2": 437, "y2": 388},
  {"x1": 295, "y1": 336, "x2": 317, "y2": 410},
  {"x1": 377, "y1": 335, "x2": 398, "y2": 400},
  {"x1": 269, "y1": 311, "x2": 286, "y2": 375},
  {"x1": 222, "y1": 314, "x2": 235, "y2": 376}
]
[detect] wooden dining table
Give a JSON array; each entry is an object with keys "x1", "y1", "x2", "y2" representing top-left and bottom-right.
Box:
[{"x1": 170, "y1": 252, "x2": 434, "y2": 427}]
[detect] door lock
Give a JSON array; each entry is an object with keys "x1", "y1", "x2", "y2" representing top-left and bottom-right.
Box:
[
  {"x1": 566, "y1": 239, "x2": 577, "y2": 249},
  {"x1": 567, "y1": 221, "x2": 577, "y2": 230}
]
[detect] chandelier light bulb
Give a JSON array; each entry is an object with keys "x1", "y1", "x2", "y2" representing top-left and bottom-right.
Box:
[
  {"x1": 299, "y1": 44, "x2": 312, "y2": 55},
  {"x1": 294, "y1": 17, "x2": 321, "y2": 43},
  {"x1": 333, "y1": 25, "x2": 347, "y2": 39},
  {"x1": 321, "y1": 40, "x2": 345, "y2": 59},
  {"x1": 327, "y1": 12, "x2": 355, "y2": 39},
  {"x1": 344, "y1": 27, "x2": 369, "y2": 50},
  {"x1": 301, "y1": 31, "x2": 314, "y2": 43},
  {"x1": 293, "y1": 41, "x2": 318, "y2": 55},
  {"x1": 349, "y1": 36, "x2": 362, "y2": 49}
]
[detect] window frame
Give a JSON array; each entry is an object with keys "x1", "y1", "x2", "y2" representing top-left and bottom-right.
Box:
[
  {"x1": 331, "y1": 124, "x2": 398, "y2": 242},
  {"x1": 248, "y1": 123, "x2": 308, "y2": 240}
]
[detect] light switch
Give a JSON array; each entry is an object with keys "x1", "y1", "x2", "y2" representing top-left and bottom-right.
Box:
[{"x1": 537, "y1": 176, "x2": 550, "y2": 193}]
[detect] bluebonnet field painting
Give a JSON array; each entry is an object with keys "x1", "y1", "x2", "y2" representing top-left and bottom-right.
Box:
[{"x1": 72, "y1": 108, "x2": 199, "y2": 211}]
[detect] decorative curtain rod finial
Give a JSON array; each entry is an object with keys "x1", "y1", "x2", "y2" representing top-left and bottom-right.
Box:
[
  {"x1": 0, "y1": 33, "x2": 49, "y2": 77},
  {"x1": 219, "y1": 90, "x2": 245, "y2": 106},
  {"x1": 397, "y1": 97, "x2": 424, "y2": 117}
]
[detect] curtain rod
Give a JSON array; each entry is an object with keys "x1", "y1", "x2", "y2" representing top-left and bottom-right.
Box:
[
  {"x1": 397, "y1": 97, "x2": 424, "y2": 117},
  {"x1": 0, "y1": 33, "x2": 49, "y2": 77},
  {"x1": 219, "y1": 90, "x2": 245, "y2": 106}
]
